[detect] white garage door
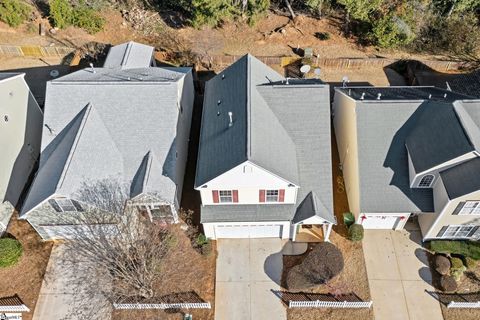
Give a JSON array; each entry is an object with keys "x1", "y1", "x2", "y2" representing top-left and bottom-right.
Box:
[
  {"x1": 214, "y1": 224, "x2": 283, "y2": 238},
  {"x1": 361, "y1": 215, "x2": 404, "y2": 229}
]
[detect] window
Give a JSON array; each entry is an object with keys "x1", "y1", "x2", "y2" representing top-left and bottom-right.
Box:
[
  {"x1": 459, "y1": 201, "x2": 480, "y2": 215},
  {"x1": 418, "y1": 174, "x2": 434, "y2": 188},
  {"x1": 49, "y1": 199, "x2": 83, "y2": 212},
  {"x1": 219, "y1": 190, "x2": 233, "y2": 203},
  {"x1": 441, "y1": 225, "x2": 477, "y2": 239},
  {"x1": 266, "y1": 190, "x2": 279, "y2": 202}
]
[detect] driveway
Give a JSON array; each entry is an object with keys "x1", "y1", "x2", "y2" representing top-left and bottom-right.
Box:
[
  {"x1": 215, "y1": 239, "x2": 286, "y2": 320},
  {"x1": 363, "y1": 222, "x2": 442, "y2": 320},
  {"x1": 33, "y1": 243, "x2": 111, "y2": 320}
]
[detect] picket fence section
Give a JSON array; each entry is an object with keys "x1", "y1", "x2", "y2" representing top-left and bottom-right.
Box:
[
  {"x1": 0, "y1": 304, "x2": 30, "y2": 312},
  {"x1": 289, "y1": 300, "x2": 373, "y2": 308},
  {"x1": 447, "y1": 301, "x2": 480, "y2": 308},
  {"x1": 113, "y1": 302, "x2": 211, "y2": 310}
]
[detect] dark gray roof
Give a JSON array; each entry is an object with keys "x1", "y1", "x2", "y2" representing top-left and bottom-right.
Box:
[
  {"x1": 440, "y1": 157, "x2": 480, "y2": 199},
  {"x1": 337, "y1": 86, "x2": 471, "y2": 101},
  {"x1": 352, "y1": 96, "x2": 434, "y2": 213},
  {"x1": 0, "y1": 73, "x2": 21, "y2": 82},
  {"x1": 201, "y1": 204, "x2": 296, "y2": 222},
  {"x1": 406, "y1": 102, "x2": 474, "y2": 173},
  {"x1": 292, "y1": 192, "x2": 336, "y2": 224},
  {"x1": 449, "y1": 70, "x2": 480, "y2": 99},
  {"x1": 198, "y1": 55, "x2": 333, "y2": 222}
]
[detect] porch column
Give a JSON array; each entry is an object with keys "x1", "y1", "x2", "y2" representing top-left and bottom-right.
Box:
[{"x1": 323, "y1": 223, "x2": 333, "y2": 242}]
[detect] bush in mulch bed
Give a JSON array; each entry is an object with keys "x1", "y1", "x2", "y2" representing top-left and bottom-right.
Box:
[
  {"x1": 348, "y1": 224, "x2": 364, "y2": 242},
  {"x1": 440, "y1": 274, "x2": 458, "y2": 292},
  {"x1": 464, "y1": 256, "x2": 477, "y2": 270},
  {"x1": 0, "y1": 238, "x2": 23, "y2": 268},
  {"x1": 434, "y1": 254, "x2": 451, "y2": 276},
  {"x1": 286, "y1": 242, "x2": 344, "y2": 291}
]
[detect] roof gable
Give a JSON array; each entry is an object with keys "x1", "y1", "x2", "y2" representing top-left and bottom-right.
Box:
[
  {"x1": 103, "y1": 41, "x2": 154, "y2": 69},
  {"x1": 293, "y1": 191, "x2": 336, "y2": 224}
]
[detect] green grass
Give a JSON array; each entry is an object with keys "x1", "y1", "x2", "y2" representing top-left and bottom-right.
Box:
[{"x1": 0, "y1": 238, "x2": 23, "y2": 268}]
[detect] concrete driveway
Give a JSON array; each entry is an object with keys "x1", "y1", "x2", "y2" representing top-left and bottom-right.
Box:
[
  {"x1": 363, "y1": 222, "x2": 442, "y2": 320},
  {"x1": 33, "y1": 243, "x2": 111, "y2": 320},
  {"x1": 215, "y1": 239, "x2": 286, "y2": 320}
]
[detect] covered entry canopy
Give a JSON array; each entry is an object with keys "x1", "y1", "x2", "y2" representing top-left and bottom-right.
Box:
[{"x1": 292, "y1": 192, "x2": 336, "y2": 241}]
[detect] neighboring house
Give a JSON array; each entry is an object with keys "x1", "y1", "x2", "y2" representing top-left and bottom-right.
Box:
[
  {"x1": 0, "y1": 73, "x2": 43, "y2": 234},
  {"x1": 20, "y1": 42, "x2": 195, "y2": 240},
  {"x1": 333, "y1": 86, "x2": 480, "y2": 240},
  {"x1": 195, "y1": 54, "x2": 335, "y2": 241}
]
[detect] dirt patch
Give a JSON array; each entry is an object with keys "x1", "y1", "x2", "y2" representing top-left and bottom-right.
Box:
[
  {"x1": 0, "y1": 212, "x2": 53, "y2": 320},
  {"x1": 112, "y1": 225, "x2": 216, "y2": 320},
  {"x1": 429, "y1": 255, "x2": 480, "y2": 320}
]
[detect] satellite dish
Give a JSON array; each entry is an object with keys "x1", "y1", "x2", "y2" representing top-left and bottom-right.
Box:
[
  {"x1": 50, "y1": 70, "x2": 59, "y2": 78},
  {"x1": 314, "y1": 68, "x2": 321, "y2": 78},
  {"x1": 300, "y1": 65, "x2": 311, "y2": 74}
]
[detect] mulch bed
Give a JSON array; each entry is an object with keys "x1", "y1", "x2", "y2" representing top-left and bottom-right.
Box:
[
  {"x1": 112, "y1": 225, "x2": 216, "y2": 320},
  {"x1": 0, "y1": 212, "x2": 53, "y2": 320}
]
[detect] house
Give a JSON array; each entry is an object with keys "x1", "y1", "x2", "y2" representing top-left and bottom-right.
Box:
[
  {"x1": 0, "y1": 73, "x2": 43, "y2": 234},
  {"x1": 20, "y1": 42, "x2": 195, "y2": 240},
  {"x1": 333, "y1": 86, "x2": 480, "y2": 240},
  {"x1": 195, "y1": 54, "x2": 335, "y2": 241}
]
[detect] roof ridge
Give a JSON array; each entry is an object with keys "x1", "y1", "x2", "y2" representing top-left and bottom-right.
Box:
[{"x1": 246, "y1": 54, "x2": 252, "y2": 159}]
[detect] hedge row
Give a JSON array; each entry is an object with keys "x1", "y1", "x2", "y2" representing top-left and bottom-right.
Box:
[{"x1": 429, "y1": 240, "x2": 480, "y2": 260}]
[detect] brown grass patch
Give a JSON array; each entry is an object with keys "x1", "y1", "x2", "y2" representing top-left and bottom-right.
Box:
[
  {"x1": 112, "y1": 225, "x2": 216, "y2": 320},
  {"x1": 0, "y1": 212, "x2": 53, "y2": 320}
]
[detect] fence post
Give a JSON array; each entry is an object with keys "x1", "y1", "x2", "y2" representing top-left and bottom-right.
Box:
[
  {"x1": 343, "y1": 301, "x2": 347, "y2": 308},
  {"x1": 315, "y1": 300, "x2": 320, "y2": 308}
]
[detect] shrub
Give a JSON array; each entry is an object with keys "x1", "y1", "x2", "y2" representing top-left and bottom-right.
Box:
[
  {"x1": 433, "y1": 254, "x2": 451, "y2": 275},
  {"x1": 49, "y1": 0, "x2": 73, "y2": 29},
  {"x1": 49, "y1": 0, "x2": 105, "y2": 33},
  {"x1": 451, "y1": 267, "x2": 465, "y2": 281},
  {"x1": 72, "y1": 6, "x2": 104, "y2": 34},
  {"x1": 440, "y1": 274, "x2": 457, "y2": 292},
  {"x1": 0, "y1": 0, "x2": 31, "y2": 27},
  {"x1": 196, "y1": 233, "x2": 208, "y2": 246},
  {"x1": 430, "y1": 240, "x2": 480, "y2": 260},
  {"x1": 348, "y1": 223, "x2": 364, "y2": 242},
  {"x1": 450, "y1": 257, "x2": 465, "y2": 270},
  {"x1": 0, "y1": 238, "x2": 23, "y2": 268},
  {"x1": 286, "y1": 242, "x2": 344, "y2": 291},
  {"x1": 464, "y1": 256, "x2": 477, "y2": 270},
  {"x1": 201, "y1": 241, "x2": 212, "y2": 256},
  {"x1": 372, "y1": 14, "x2": 415, "y2": 48}
]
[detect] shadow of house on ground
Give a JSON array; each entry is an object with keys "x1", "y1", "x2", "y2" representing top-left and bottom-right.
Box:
[{"x1": 264, "y1": 250, "x2": 284, "y2": 286}]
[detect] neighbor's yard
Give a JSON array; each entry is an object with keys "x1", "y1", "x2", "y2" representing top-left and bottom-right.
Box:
[
  {"x1": 0, "y1": 212, "x2": 53, "y2": 320},
  {"x1": 112, "y1": 224, "x2": 216, "y2": 320}
]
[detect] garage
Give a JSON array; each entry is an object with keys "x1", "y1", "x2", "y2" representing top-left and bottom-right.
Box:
[
  {"x1": 214, "y1": 224, "x2": 283, "y2": 238},
  {"x1": 360, "y1": 214, "x2": 409, "y2": 230}
]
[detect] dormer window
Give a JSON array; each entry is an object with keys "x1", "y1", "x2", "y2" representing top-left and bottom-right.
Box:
[
  {"x1": 418, "y1": 174, "x2": 434, "y2": 188},
  {"x1": 49, "y1": 198, "x2": 84, "y2": 212}
]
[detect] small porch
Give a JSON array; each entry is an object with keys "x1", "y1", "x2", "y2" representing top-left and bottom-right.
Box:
[{"x1": 293, "y1": 221, "x2": 333, "y2": 242}]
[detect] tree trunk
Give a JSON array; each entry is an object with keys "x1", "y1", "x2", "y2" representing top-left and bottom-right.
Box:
[{"x1": 284, "y1": 0, "x2": 296, "y2": 20}]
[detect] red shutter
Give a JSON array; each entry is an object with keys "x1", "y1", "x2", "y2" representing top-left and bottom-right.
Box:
[
  {"x1": 279, "y1": 189, "x2": 285, "y2": 202},
  {"x1": 259, "y1": 190, "x2": 265, "y2": 202},
  {"x1": 233, "y1": 190, "x2": 239, "y2": 203},
  {"x1": 212, "y1": 190, "x2": 219, "y2": 203}
]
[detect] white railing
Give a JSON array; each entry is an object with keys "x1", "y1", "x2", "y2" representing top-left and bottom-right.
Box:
[
  {"x1": 289, "y1": 300, "x2": 373, "y2": 308},
  {"x1": 0, "y1": 304, "x2": 30, "y2": 312},
  {"x1": 447, "y1": 301, "x2": 480, "y2": 308},
  {"x1": 113, "y1": 302, "x2": 211, "y2": 310}
]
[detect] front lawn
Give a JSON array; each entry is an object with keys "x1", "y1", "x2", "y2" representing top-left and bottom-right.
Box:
[
  {"x1": 112, "y1": 224, "x2": 216, "y2": 320},
  {"x1": 0, "y1": 212, "x2": 53, "y2": 320}
]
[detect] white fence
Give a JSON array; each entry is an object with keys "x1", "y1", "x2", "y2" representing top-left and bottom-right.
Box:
[
  {"x1": 113, "y1": 302, "x2": 211, "y2": 310},
  {"x1": 289, "y1": 300, "x2": 373, "y2": 308},
  {"x1": 447, "y1": 301, "x2": 480, "y2": 308},
  {"x1": 0, "y1": 304, "x2": 30, "y2": 312}
]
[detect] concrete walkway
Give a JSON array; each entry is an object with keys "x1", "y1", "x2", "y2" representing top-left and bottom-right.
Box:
[
  {"x1": 363, "y1": 223, "x2": 442, "y2": 320},
  {"x1": 215, "y1": 239, "x2": 286, "y2": 320},
  {"x1": 33, "y1": 243, "x2": 111, "y2": 320}
]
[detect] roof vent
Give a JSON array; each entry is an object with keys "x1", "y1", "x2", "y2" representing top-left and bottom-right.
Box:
[
  {"x1": 89, "y1": 63, "x2": 96, "y2": 74},
  {"x1": 428, "y1": 94, "x2": 432, "y2": 99},
  {"x1": 217, "y1": 100, "x2": 221, "y2": 105},
  {"x1": 217, "y1": 111, "x2": 221, "y2": 116},
  {"x1": 377, "y1": 93, "x2": 382, "y2": 100},
  {"x1": 444, "y1": 93, "x2": 447, "y2": 98},
  {"x1": 228, "y1": 112, "x2": 233, "y2": 127},
  {"x1": 360, "y1": 92, "x2": 365, "y2": 100},
  {"x1": 127, "y1": 77, "x2": 131, "y2": 81},
  {"x1": 286, "y1": 77, "x2": 290, "y2": 85},
  {"x1": 222, "y1": 74, "x2": 225, "y2": 79},
  {"x1": 342, "y1": 76, "x2": 349, "y2": 88},
  {"x1": 44, "y1": 124, "x2": 56, "y2": 135}
]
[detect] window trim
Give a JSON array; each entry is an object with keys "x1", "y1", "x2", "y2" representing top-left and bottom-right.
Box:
[
  {"x1": 441, "y1": 225, "x2": 477, "y2": 239},
  {"x1": 459, "y1": 201, "x2": 480, "y2": 215},
  {"x1": 219, "y1": 190, "x2": 233, "y2": 203},
  {"x1": 265, "y1": 190, "x2": 279, "y2": 202},
  {"x1": 418, "y1": 174, "x2": 435, "y2": 188}
]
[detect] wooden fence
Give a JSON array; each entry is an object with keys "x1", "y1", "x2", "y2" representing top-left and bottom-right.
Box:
[
  {"x1": 447, "y1": 301, "x2": 480, "y2": 308},
  {"x1": 289, "y1": 300, "x2": 373, "y2": 308},
  {"x1": 0, "y1": 44, "x2": 75, "y2": 58},
  {"x1": 113, "y1": 302, "x2": 211, "y2": 310}
]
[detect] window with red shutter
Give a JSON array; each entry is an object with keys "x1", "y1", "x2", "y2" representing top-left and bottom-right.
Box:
[
  {"x1": 212, "y1": 190, "x2": 219, "y2": 203},
  {"x1": 279, "y1": 189, "x2": 285, "y2": 202},
  {"x1": 259, "y1": 190, "x2": 265, "y2": 202},
  {"x1": 233, "y1": 190, "x2": 239, "y2": 203}
]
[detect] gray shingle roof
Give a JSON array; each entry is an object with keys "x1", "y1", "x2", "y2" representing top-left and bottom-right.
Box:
[
  {"x1": 405, "y1": 102, "x2": 474, "y2": 173},
  {"x1": 353, "y1": 97, "x2": 434, "y2": 213},
  {"x1": 103, "y1": 42, "x2": 154, "y2": 69},
  {"x1": 440, "y1": 157, "x2": 480, "y2": 199},
  {"x1": 201, "y1": 204, "x2": 296, "y2": 222},
  {"x1": 21, "y1": 42, "x2": 190, "y2": 216},
  {"x1": 449, "y1": 70, "x2": 480, "y2": 99},
  {"x1": 292, "y1": 191, "x2": 336, "y2": 224},
  {"x1": 337, "y1": 86, "x2": 471, "y2": 101},
  {"x1": 197, "y1": 55, "x2": 332, "y2": 222}
]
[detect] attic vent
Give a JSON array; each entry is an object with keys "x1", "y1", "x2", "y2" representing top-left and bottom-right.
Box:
[
  {"x1": 377, "y1": 93, "x2": 382, "y2": 100},
  {"x1": 360, "y1": 92, "x2": 365, "y2": 100}
]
